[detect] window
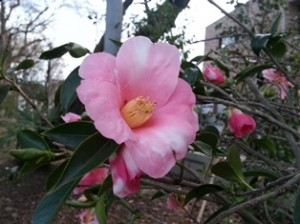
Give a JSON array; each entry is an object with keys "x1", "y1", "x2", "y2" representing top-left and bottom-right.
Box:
[{"x1": 219, "y1": 36, "x2": 238, "y2": 48}]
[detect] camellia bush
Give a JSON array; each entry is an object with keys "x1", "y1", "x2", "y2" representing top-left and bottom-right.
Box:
[{"x1": 1, "y1": 0, "x2": 300, "y2": 224}]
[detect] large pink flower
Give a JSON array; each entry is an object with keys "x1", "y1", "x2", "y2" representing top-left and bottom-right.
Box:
[
  {"x1": 202, "y1": 62, "x2": 225, "y2": 85},
  {"x1": 262, "y1": 69, "x2": 293, "y2": 99},
  {"x1": 228, "y1": 108, "x2": 256, "y2": 138},
  {"x1": 73, "y1": 167, "x2": 108, "y2": 195},
  {"x1": 77, "y1": 36, "x2": 198, "y2": 197}
]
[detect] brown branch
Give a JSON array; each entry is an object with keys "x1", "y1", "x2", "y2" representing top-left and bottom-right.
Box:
[
  {"x1": 2, "y1": 75, "x2": 53, "y2": 127},
  {"x1": 206, "y1": 173, "x2": 300, "y2": 224}
]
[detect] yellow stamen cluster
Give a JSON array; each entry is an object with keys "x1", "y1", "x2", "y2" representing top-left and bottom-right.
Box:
[{"x1": 121, "y1": 96, "x2": 156, "y2": 128}]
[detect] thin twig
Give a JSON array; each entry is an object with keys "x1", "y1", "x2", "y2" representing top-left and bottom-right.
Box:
[
  {"x1": 2, "y1": 75, "x2": 53, "y2": 127},
  {"x1": 206, "y1": 173, "x2": 300, "y2": 224}
]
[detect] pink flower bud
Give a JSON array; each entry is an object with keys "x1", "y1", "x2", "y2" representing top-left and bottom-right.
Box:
[
  {"x1": 228, "y1": 109, "x2": 256, "y2": 138},
  {"x1": 78, "y1": 209, "x2": 98, "y2": 224},
  {"x1": 167, "y1": 193, "x2": 181, "y2": 211},
  {"x1": 203, "y1": 62, "x2": 225, "y2": 85},
  {"x1": 61, "y1": 112, "x2": 81, "y2": 123}
]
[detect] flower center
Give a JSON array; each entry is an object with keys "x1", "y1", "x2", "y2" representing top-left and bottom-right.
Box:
[{"x1": 121, "y1": 96, "x2": 156, "y2": 129}]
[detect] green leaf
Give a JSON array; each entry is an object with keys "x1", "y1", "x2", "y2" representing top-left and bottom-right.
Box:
[
  {"x1": 32, "y1": 178, "x2": 80, "y2": 224},
  {"x1": 203, "y1": 125, "x2": 220, "y2": 136},
  {"x1": 40, "y1": 42, "x2": 89, "y2": 59},
  {"x1": 55, "y1": 133, "x2": 118, "y2": 188},
  {"x1": 65, "y1": 200, "x2": 96, "y2": 208},
  {"x1": 189, "y1": 55, "x2": 214, "y2": 63},
  {"x1": 16, "y1": 59, "x2": 35, "y2": 70},
  {"x1": 10, "y1": 148, "x2": 53, "y2": 161},
  {"x1": 244, "y1": 169, "x2": 279, "y2": 180},
  {"x1": 184, "y1": 184, "x2": 223, "y2": 204},
  {"x1": 181, "y1": 65, "x2": 200, "y2": 86},
  {"x1": 197, "y1": 132, "x2": 219, "y2": 150},
  {"x1": 60, "y1": 67, "x2": 81, "y2": 112},
  {"x1": 227, "y1": 145, "x2": 243, "y2": 179},
  {"x1": 0, "y1": 84, "x2": 10, "y2": 105},
  {"x1": 294, "y1": 185, "x2": 300, "y2": 224},
  {"x1": 193, "y1": 141, "x2": 212, "y2": 156},
  {"x1": 43, "y1": 121, "x2": 97, "y2": 148},
  {"x1": 12, "y1": 157, "x2": 52, "y2": 180},
  {"x1": 95, "y1": 194, "x2": 107, "y2": 224},
  {"x1": 98, "y1": 175, "x2": 113, "y2": 196},
  {"x1": 252, "y1": 138, "x2": 276, "y2": 158},
  {"x1": 67, "y1": 43, "x2": 90, "y2": 58},
  {"x1": 235, "y1": 64, "x2": 274, "y2": 83},
  {"x1": 250, "y1": 33, "x2": 271, "y2": 56},
  {"x1": 212, "y1": 162, "x2": 252, "y2": 189},
  {"x1": 39, "y1": 44, "x2": 70, "y2": 59},
  {"x1": 109, "y1": 38, "x2": 122, "y2": 47},
  {"x1": 268, "y1": 41, "x2": 287, "y2": 59},
  {"x1": 32, "y1": 134, "x2": 118, "y2": 224},
  {"x1": 270, "y1": 13, "x2": 282, "y2": 35},
  {"x1": 17, "y1": 130, "x2": 50, "y2": 150},
  {"x1": 151, "y1": 191, "x2": 165, "y2": 201},
  {"x1": 46, "y1": 160, "x2": 69, "y2": 191}
]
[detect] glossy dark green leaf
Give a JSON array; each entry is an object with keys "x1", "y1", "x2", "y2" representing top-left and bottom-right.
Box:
[
  {"x1": 189, "y1": 55, "x2": 214, "y2": 63},
  {"x1": 244, "y1": 169, "x2": 279, "y2": 180},
  {"x1": 16, "y1": 59, "x2": 35, "y2": 70},
  {"x1": 67, "y1": 43, "x2": 90, "y2": 58},
  {"x1": 180, "y1": 61, "x2": 201, "y2": 86},
  {"x1": 60, "y1": 67, "x2": 81, "y2": 112},
  {"x1": 184, "y1": 184, "x2": 223, "y2": 204},
  {"x1": 212, "y1": 162, "x2": 241, "y2": 182},
  {"x1": 98, "y1": 175, "x2": 113, "y2": 196},
  {"x1": 250, "y1": 33, "x2": 271, "y2": 56},
  {"x1": 252, "y1": 138, "x2": 276, "y2": 158},
  {"x1": 203, "y1": 205, "x2": 230, "y2": 224},
  {"x1": 109, "y1": 38, "x2": 122, "y2": 47},
  {"x1": 32, "y1": 134, "x2": 118, "y2": 224},
  {"x1": 197, "y1": 132, "x2": 219, "y2": 150},
  {"x1": 151, "y1": 191, "x2": 165, "y2": 201},
  {"x1": 268, "y1": 41, "x2": 287, "y2": 58},
  {"x1": 227, "y1": 145, "x2": 243, "y2": 179},
  {"x1": 32, "y1": 178, "x2": 79, "y2": 224},
  {"x1": 46, "y1": 160, "x2": 69, "y2": 191},
  {"x1": 193, "y1": 141, "x2": 212, "y2": 156},
  {"x1": 0, "y1": 84, "x2": 10, "y2": 105},
  {"x1": 17, "y1": 130, "x2": 50, "y2": 150},
  {"x1": 212, "y1": 162, "x2": 252, "y2": 189},
  {"x1": 65, "y1": 200, "x2": 96, "y2": 208},
  {"x1": 95, "y1": 195, "x2": 107, "y2": 224},
  {"x1": 294, "y1": 185, "x2": 300, "y2": 224},
  {"x1": 39, "y1": 44, "x2": 70, "y2": 59},
  {"x1": 55, "y1": 133, "x2": 118, "y2": 188},
  {"x1": 13, "y1": 157, "x2": 52, "y2": 180},
  {"x1": 270, "y1": 13, "x2": 282, "y2": 35},
  {"x1": 235, "y1": 64, "x2": 274, "y2": 83},
  {"x1": 203, "y1": 125, "x2": 220, "y2": 136},
  {"x1": 10, "y1": 148, "x2": 53, "y2": 161},
  {"x1": 43, "y1": 121, "x2": 97, "y2": 148}
]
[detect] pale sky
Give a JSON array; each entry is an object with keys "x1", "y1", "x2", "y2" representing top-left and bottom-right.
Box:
[{"x1": 46, "y1": 1, "x2": 247, "y2": 77}]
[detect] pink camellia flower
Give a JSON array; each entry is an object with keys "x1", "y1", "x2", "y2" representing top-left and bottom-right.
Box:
[
  {"x1": 61, "y1": 112, "x2": 81, "y2": 123},
  {"x1": 262, "y1": 69, "x2": 293, "y2": 99},
  {"x1": 78, "y1": 209, "x2": 98, "y2": 224},
  {"x1": 228, "y1": 108, "x2": 256, "y2": 138},
  {"x1": 74, "y1": 167, "x2": 108, "y2": 195},
  {"x1": 167, "y1": 193, "x2": 182, "y2": 212},
  {"x1": 77, "y1": 36, "x2": 198, "y2": 197},
  {"x1": 202, "y1": 62, "x2": 225, "y2": 85}
]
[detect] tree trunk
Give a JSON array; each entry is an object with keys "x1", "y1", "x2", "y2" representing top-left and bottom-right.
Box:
[{"x1": 104, "y1": 0, "x2": 123, "y2": 55}]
